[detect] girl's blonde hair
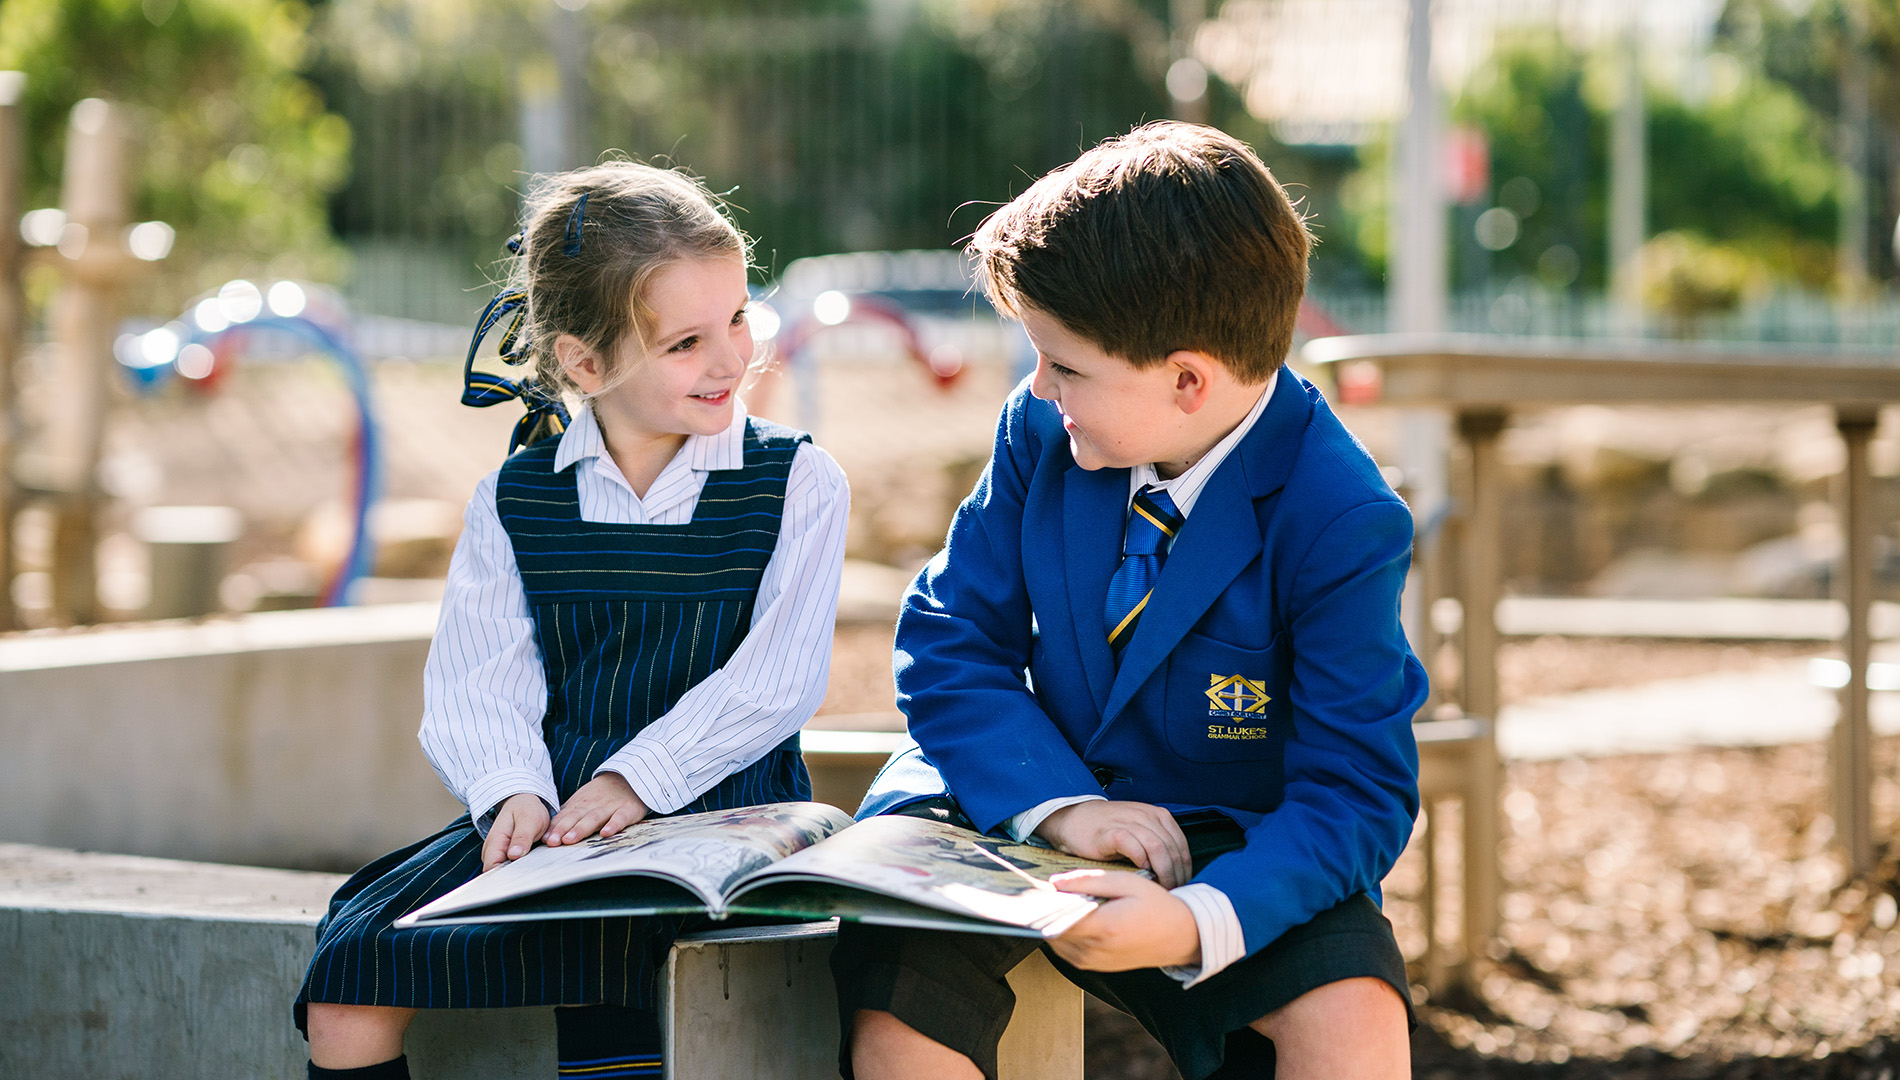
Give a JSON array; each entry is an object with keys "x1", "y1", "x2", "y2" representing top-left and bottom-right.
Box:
[{"x1": 509, "y1": 162, "x2": 750, "y2": 403}]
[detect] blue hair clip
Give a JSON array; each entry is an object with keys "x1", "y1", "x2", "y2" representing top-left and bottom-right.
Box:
[
  {"x1": 562, "y1": 193, "x2": 588, "y2": 256},
  {"x1": 463, "y1": 288, "x2": 569, "y2": 453},
  {"x1": 505, "y1": 231, "x2": 524, "y2": 255}
]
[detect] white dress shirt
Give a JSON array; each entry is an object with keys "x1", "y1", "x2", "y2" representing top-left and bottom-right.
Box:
[
  {"x1": 418, "y1": 404, "x2": 850, "y2": 825},
  {"x1": 1008, "y1": 369, "x2": 1279, "y2": 985}
]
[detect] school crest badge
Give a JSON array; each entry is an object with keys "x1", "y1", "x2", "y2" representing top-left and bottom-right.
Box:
[
  {"x1": 1205, "y1": 674, "x2": 1273, "y2": 741},
  {"x1": 1205, "y1": 674, "x2": 1272, "y2": 718}
]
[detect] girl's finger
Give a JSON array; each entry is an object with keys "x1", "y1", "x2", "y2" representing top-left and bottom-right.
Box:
[
  {"x1": 563, "y1": 807, "x2": 607, "y2": 842},
  {"x1": 480, "y1": 827, "x2": 508, "y2": 871},
  {"x1": 600, "y1": 805, "x2": 638, "y2": 837}
]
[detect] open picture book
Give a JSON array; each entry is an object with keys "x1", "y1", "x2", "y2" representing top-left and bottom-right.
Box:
[{"x1": 395, "y1": 802, "x2": 1136, "y2": 938}]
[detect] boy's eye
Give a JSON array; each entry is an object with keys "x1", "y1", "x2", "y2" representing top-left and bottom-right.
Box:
[{"x1": 1048, "y1": 362, "x2": 1077, "y2": 378}]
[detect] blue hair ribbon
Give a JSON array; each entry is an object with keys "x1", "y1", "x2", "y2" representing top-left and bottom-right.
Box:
[
  {"x1": 463, "y1": 287, "x2": 569, "y2": 453},
  {"x1": 562, "y1": 194, "x2": 588, "y2": 256}
]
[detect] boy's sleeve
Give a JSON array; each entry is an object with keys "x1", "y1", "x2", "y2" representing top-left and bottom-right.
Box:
[
  {"x1": 419, "y1": 472, "x2": 563, "y2": 825},
  {"x1": 895, "y1": 385, "x2": 1105, "y2": 832},
  {"x1": 1192, "y1": 495, "x2": 1427, "y2": 957}
]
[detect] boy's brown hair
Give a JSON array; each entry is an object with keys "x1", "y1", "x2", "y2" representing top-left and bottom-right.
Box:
[{"x1": 970, "y1": 121, "x2": 1311, "y2": 384}]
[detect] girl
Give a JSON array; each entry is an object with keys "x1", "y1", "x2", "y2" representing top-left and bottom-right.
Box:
[{"x1": 296, "y1": 163, "x2": 849, "y2": 1080}]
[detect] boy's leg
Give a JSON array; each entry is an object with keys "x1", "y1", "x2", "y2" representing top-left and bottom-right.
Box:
[
  {"x1": 849, "y1": 1009, "x2": 982, "y2": 1080},
  {"x1": 305, "y1": 1003, "x2": 418, "y2": 1071},
  {"x1": 830, "y1": 921, "x2": 1040, "y2": 1080},
  {"x1": 1249, "y1": 976, "x2": 1411, "y2": 1080},
  {"x1": 1059, "y1": 893, "x2": 1413, "y2": 1080}
]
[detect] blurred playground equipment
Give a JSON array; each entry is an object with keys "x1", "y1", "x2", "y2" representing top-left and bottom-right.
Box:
[{"x1": 119, "y1": 279, "x2": 383, "y2": 608}]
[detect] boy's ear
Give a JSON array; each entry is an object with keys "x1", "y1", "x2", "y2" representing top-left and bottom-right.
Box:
[
  {"x1": 553, "y1": 333, "x2": 607, "y2": 395},
  {"x1": 1167, "y1": 350, "x2": 1220, "y2": 415}
]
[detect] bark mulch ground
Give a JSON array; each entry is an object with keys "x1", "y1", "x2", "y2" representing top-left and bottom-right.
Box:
[{"x1": 1080, "y1": 638, "x2": 1900, "y2": 1079}]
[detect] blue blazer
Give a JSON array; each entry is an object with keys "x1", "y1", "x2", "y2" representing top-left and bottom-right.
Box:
[{"x1": 864, "y1": 369, "x2": 1428, "y2": 955}]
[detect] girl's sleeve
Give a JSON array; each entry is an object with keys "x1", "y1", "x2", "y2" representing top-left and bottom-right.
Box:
[
  {"x1": 418, "y1": 471, "x2": 562, "y2": 823},
  {"x1": 597, "y1": 442, "x2": 850, "y2": 812}
]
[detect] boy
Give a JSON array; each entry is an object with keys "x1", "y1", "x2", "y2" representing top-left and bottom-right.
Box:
[{"x1": 831, "y1": 121, "x2": 1427, "y2": 1080}]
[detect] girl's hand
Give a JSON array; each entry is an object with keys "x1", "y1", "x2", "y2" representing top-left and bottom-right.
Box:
[
  {"x1": 481, "y1": 792, "x2": 552, "y2": 872},
  {"x1": 546, "y1": 772, "x2": 650, "y2": 847}
]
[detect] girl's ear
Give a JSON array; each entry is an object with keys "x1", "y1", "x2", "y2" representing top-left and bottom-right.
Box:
[{"x1": 553, "y1": 333, "x2": 607, "y2": 395}]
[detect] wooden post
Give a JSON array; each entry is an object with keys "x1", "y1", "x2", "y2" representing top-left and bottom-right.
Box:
[
  {"x1": 1455, "y1": 408, "x2": 1506, "y2": 976},
  {"x1": 0, "y1": 72, "x2": 24, "y2": 630},
  {"x1": 1834, "y1": 405, "x2": 1877, "y2": 876},
  {"x1": 45, "y1": 98, "x2": 132, "y2": 625}
]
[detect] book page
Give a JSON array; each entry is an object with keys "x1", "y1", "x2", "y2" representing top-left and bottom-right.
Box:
[
  {"x1": 398, "y1": 802, "x2": 854, "y2": 926},
  {"x1": 728, "y1": 815, "x2": 1132, "y2": 937}
]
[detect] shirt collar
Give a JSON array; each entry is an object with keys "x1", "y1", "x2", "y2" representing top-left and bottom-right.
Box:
[
  {"x1": 1131, "y1": 367, "x2": 1278, "y2": 519},
  {"x1": 550, "y1": 400, "x2": 749, "y2": 474}
]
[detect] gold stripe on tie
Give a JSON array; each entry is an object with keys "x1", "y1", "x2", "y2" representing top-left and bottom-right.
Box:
[
  {"x1": 1108, "y1": 590, "x2": 1152, "y2": 647},
  {"x1": 1133, "y1": 500, "x2": 1178, "y2": 536}
]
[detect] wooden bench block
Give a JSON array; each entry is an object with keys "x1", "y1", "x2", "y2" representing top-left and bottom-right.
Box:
[{"x1": 665, "y1": 922, "x2": 1083, "y2": 1080}]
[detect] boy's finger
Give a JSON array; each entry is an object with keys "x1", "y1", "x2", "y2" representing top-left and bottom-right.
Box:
[
  {"x1": 1125, "y1": 825, "x2": 1179, "y2": 887},
  {"x1": 1051, "y1": 869, "x2": 1138, "y2": 896}
]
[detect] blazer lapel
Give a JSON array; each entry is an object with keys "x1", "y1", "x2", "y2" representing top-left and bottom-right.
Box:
[
  {"x1": 1062, "y1": 464, "x2": 1125, "y2": 717},
  {"x1": 1093, "y1": 371, "x2": 1317, "y2": 734},
  {"x1": 1096, "y1": 463, "x2": 1259, "y2": 731}
]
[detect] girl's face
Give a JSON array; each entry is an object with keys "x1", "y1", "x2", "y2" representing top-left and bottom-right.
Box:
[{"x1": 567, "y1": 255, "x2": 754, "y2": 441}]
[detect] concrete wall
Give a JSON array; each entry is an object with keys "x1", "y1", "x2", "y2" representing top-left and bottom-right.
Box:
[
  {"x1": 0, "y1": 604, "x2": 905, "y2": 871},
  {"x1": 0, "y1": 604, "x2": 460, "y2": 870},
  {"x1": 0, "y1": 843, "x2": 553, "y2": 1080},
  {"x1": 2, "y1": 843, "x2": 1080, "y2": 1079}
]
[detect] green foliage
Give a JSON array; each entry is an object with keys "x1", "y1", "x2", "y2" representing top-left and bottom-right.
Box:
[
  {"x1": 1442, "y1": 31, "x2": 1839, "y2": 295},
  {"x1": 1639, "y1": 229, "x2": 1769, "y2": 328},
  {"x1": 308, "y1": 0, "x2": 1165, "y2": 278},
  {"x1": 0, "y1": 0, "x2": 350, "y2": 313}
]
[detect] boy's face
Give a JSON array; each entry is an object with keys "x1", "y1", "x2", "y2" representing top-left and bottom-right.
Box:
[{"x1": 1021, "y1": 306, "x2": 1196, "y2": 474}]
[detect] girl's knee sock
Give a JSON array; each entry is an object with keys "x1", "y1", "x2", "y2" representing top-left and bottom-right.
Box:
[
  {"x1": 308, "y1": 1057, "x2": 410, "y2": 1080},
  {"x1": 554, "y1": 1004, "x2": 662, "y2": 1078}
]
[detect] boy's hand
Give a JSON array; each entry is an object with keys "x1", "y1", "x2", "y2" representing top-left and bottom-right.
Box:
[
  {"x1": 545, "y1": 771, "x2": 649, "y2": 848},
  {"x1": 480, "y1": 792, "x2": 551, "y2": 872},
  {"x1": 1048, "y1": 870, "x2": 1202, "y2": 971},
  {"x1": 1035, "y1": 800, "x2": 1192, "y2": 888}
]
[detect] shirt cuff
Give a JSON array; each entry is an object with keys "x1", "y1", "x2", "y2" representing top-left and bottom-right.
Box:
[
  {"x1": 464, "y1": 768, "x2": 562, "y2": 835},
  {"x1": 1007, "y1": 794, "x2": 1107, "y2": 843},
  {"x1": 1161, "y1": 883, "x2": 1247, "y2": 987},
  {"x1": 598, "y1": 740, "x2": 695, "y2": 814}
]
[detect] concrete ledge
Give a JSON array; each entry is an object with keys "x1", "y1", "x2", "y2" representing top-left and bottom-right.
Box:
[{"x1": 3, "y1": 843, "x2": 1082, "y2": 1079}]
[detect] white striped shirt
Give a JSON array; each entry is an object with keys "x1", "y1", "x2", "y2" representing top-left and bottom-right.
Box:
[
  {"x1": 1006, "y1": 370, "x2": 1277, "y2": 986},
  {"x1": 418, "y1": 404, "x2": 850, "y2": 823}
]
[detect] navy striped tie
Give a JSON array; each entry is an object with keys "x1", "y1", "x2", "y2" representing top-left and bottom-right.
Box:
[{"x1": 1105, "y1": 486, "x2": 1182, "y2": 656}]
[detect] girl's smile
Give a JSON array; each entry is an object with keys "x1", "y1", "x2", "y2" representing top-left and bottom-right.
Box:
[{"x1": 555, "y1": 255, "x2": 755, "y2": 495}]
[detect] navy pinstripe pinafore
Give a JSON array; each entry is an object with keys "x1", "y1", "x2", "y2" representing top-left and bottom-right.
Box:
[{"x1": 296, "y1": 419, "x2": 813, "y2": 1024}]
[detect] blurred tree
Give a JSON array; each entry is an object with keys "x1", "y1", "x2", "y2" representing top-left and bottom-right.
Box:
[
  {"x1": 307, "y1": 0, "x2": 1168, "y2": 294},
  {"x1": 1717, "y1": 0, "x2": 1899, "y2": 282},
  {"x1": 1440, "y1": 32, "x2": 1837, "y2": 295},
  {"x1": 0, "y1": 0, "x2": 351, "y2": 314}
]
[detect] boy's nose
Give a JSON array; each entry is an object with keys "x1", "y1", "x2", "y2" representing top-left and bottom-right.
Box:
[{"x1": 1028, "y1": 357, "x2": 1058, "y2": 402}]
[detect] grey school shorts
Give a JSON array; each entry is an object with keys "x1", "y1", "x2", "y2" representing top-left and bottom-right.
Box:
[{"x1": 828, "y1": 801, "x2": 1414, "y2": 1080}]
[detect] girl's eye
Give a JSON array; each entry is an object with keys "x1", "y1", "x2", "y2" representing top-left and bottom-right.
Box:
[
  {"x1": 731, "y1": 309, "x2": 748, "y2": 327},
  {"x1": 668, "y1": 336, "x2": 698, "y2": 353}
]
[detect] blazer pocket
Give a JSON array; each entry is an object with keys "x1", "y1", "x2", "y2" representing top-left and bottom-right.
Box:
[{"x1": 1163, "y1": 632, "x2": 1293, "y2": 764}]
